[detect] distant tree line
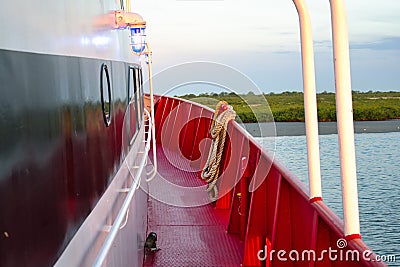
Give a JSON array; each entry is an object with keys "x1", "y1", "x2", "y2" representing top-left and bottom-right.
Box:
[{"x1": 178, "y1": 91, "x2": 400, "y2": 123}]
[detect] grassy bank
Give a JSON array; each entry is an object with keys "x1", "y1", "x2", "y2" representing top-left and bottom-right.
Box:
[{"x1": 178, "y1": 91, "x2": 400, "y2": 123}]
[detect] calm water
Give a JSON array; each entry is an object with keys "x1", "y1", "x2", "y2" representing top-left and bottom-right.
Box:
[{"x1": 256, "y1": 131, "x2": 400, "y2": 260}]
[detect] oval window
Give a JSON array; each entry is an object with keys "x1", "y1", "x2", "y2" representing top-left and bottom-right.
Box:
[{"x1": 100, "y1": 63, "x2": 112, "y2": 127}]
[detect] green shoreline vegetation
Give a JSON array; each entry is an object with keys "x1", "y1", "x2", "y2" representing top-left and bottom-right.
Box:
[{"x1": 178, "y1": 91, "x2": 400, "y2": 123}]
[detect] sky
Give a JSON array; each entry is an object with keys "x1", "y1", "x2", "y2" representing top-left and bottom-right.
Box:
[{"x1": 134, "y1": 0, "x2": 400, "y2": 94}]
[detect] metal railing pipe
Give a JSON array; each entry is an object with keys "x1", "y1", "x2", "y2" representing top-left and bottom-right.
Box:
[
  {"x1": 329, "y1": 0, "x2": 361, "y2": 238},
  {"x1": 292, "y1": 0, "x2": 323, "y2": 202},
  {"x1": 145, "y1": 43, "x2": 158, "y2": 182}
]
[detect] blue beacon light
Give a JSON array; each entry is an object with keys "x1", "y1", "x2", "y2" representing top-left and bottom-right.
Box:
[{"x1": 130, "y1": 26, "x2": 146, "y2": 54}]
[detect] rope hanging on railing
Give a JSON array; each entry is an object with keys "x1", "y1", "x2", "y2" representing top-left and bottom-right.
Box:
[{"x1": 201, "y1": 101, "x2": 236, "y2": 202}]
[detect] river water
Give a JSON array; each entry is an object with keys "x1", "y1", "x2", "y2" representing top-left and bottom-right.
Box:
[{"x1": 251, "y1": 122, "x2": 399, "y2": 262}]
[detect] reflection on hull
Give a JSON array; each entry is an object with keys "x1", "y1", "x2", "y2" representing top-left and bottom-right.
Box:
[{"x1": 0, "y1": 49, "x2": 136, "y2": 266}]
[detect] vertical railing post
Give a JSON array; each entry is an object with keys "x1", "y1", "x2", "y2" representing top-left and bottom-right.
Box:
[
  {"x1": 145, "y1": 43, "x2": 158, "y2": 182},
  {"x1": 292, "y1": 0, "x2": 323, "y2": 202},
  {"x1": 329, "y1": 0, "x2": 361, "y2": 239}
]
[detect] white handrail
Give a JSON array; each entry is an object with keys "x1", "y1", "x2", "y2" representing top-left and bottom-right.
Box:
[
  {"x1": 145, "y1": 43, "x2": 158, "y2": 182},
  {"x1": 329, "y1": 0, "x2": 360, "y2": 238},
  {"x1": 292, "y1": 0, "x2": 322, "y2": 201},
  {"x1": 93, "y1": 108, "x2": 153, "y2": 267}
]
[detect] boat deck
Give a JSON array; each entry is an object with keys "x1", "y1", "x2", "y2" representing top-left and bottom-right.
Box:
[{"x1": 143, "y1": 146, "x2": 243, "y2": 267}]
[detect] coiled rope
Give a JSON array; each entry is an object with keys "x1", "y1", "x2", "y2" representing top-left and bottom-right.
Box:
[{"x1": 201, "y1": 101, "x2": 236, "y2": 202}]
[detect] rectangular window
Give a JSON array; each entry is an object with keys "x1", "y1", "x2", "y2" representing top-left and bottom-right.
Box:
[
  {"x1": 138, "y1": 68, "x2": 144, "y2": 119},
  {"x1": 135, "y1": 68, "x2": 142, "y2": 124},
  {"x1": 127, "y1": 65, "x2": 145, "y2": 145},
  {"x1": 128, "y1": 66, "x2": 138, "y2": 143}
]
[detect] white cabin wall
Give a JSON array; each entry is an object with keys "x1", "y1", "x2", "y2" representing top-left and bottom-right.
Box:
[{"x1": 0, "y1": 0, "x2": 139, "y2": 63}]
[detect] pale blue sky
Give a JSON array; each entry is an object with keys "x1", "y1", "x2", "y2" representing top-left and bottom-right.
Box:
[{"x1": 135, "y1": 0, "x2": 400, "y2": 93}]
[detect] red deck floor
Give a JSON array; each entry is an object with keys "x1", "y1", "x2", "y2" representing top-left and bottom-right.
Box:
[{"x1": 143, "y1": 146, "x2": 244, "y2": 267}]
